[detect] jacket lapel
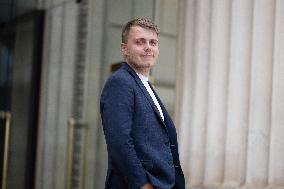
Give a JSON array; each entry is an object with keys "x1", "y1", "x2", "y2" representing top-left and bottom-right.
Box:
[
  {"x1": 134, "y1": 76, "x2": 165, "y2": 124},
  {"x1": 152, "y1": 87, "x2": 174, "y2": 127},
  {"x1": 122, "y1": 63, "x2": 166, "y2": 125}
]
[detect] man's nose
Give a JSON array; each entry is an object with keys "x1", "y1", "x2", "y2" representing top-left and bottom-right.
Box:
[{"x1": 144, "y1": 42, "x2": 151, "y2": 51}]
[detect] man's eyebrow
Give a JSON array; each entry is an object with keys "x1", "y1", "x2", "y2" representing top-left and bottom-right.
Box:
[
  {"x1": 134, "y1": 38, "x2": 158, "y2": 41},
  {"x1": 134, "y1": 37, "x2": 146, "y2": 40}
]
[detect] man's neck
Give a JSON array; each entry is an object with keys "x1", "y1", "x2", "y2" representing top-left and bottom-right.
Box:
[
  {"x1": 136, "y1": 73, "x2": 149, "y2": 82},
  {"x1": 126, "y1": 62, "x2": 150, "y2": 77}
]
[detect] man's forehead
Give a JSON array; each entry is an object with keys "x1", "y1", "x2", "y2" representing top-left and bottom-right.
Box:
[
  {"x1": 129, "y1": 26, "x2": 158, "y2": 38},
  {"x1": 130, "y1": 26, "x2": 157, "y2": 34}
]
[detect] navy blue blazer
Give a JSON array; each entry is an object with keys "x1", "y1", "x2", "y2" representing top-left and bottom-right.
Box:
[{"x1": 100, "y1": 63, "x2": 185, "y2": 189}]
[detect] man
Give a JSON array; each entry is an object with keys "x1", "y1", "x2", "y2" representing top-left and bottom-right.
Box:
[{"x1": 100, "y1": 18, "x2": 185, "y2": 189}]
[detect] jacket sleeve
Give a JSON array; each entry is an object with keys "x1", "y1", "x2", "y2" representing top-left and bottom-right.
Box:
[{"x1": 100, "y1": 76, "x2": 148, "y2": 188}]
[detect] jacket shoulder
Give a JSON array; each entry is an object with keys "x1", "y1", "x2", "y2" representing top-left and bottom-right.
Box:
[{"x1": 105, "y1": 67, "x2": 135, "y2": 88}]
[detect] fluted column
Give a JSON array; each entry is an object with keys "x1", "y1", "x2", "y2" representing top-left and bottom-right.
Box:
[
  {"x1": 203, "y1": 0, "x2": 231, "y2": 186},
  {"x1": 224, "y1": 0, "x2": 253, "y2": 187},
  {"x1": 177, "y1": 0, "x2": 284, "y2": 189},
  {"x1": 246, "y1": 0, "x2": 275, "y2": 187},
  {"x1": 185, "y1": 0, "x2": 211, "y2": 186},
  {"x1": 35, "y1": 1, "x2": 79, "y2": 189},
  {"x1": 268, "y1": 0, "x2": 284, "y2": 186},
  {"x1": 176, "y1": 0, "x2": 196, "y2": 180}
]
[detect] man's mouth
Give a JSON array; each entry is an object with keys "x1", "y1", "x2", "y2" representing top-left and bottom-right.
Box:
[{"x1": 142, "y1": 54, "x2": 153, "y2": 57}]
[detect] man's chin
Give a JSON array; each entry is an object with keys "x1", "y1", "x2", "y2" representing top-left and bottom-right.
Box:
[
  {"x1": 142, "y1": 61, "x2": 156, "y2": 67},
  {"x1": 140, "y1": 64, "x2": 152, "y2": 69},
  {"x1": 128, "y1": 60, "x2": 156, "y2": 69},
  {"x1": 134, "y1": 63, "x2": 152, "y2": 69}
]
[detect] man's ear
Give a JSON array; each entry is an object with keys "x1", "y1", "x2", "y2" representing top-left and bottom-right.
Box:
[{"x1": 121, "y1": 43, "x2": 128, "y2": 56}]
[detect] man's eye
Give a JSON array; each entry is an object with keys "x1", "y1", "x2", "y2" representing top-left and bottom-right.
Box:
[
  {"x1": 151, "y1": 41, "x2": 158, "y2": 46},
  {"x1": 135, "y1": 40, "x2": 143, "y2": 45}
]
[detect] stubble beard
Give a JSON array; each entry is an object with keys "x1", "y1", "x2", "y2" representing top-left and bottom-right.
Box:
[{"x1": 128, "y1": 59, "x2": 153, "y2": 73}]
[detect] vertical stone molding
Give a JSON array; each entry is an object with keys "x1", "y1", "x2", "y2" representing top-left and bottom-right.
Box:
[
  {"x1": 246, "y1": 0, "x2": 275, "y2": 187},
  {"x1": 177, "y1": 0, "x2": 283, "y2": 189},
  {"x1": 70, "y1": 1, "x2": 90, "y2": 189},
  {"x1": 268, "y1": 0, "x2": 284, "y2": 186},
  {"x1": 186, "y1": 0, "x2": 211, "y2": 186},
  {"x1": 36, "y1": 1, "x2": 80, "y2": 189},
  {"x1": 203, "y1": 0, "x2": 231, "y2": 186},
  {"x1": 176, "y1": 0, "x2": 196, "y2": 180},
  {"x1": 224, "y1": 0, "x2": 253, "y2": 187}
]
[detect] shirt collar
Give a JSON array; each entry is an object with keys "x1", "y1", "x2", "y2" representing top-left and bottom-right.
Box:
[{"x1": 136, "y1": 73, "x2": 149, "y2": 82}]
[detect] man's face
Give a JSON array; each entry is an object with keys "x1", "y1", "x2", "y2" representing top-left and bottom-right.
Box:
[{"x1": 121, "y1": 26, "x2": 159, "y2": 72}]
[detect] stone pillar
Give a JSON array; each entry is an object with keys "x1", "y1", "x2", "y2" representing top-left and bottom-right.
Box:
[
  {"x1": 35, "y1": 1, "x2": 79, "y2": 189},
  {"x1": 185, "y1": 0, "x2": 211, "y2": 186},
  {"x1": 177, "y1": 0, "x2": 284, "y2": 189},
  {"x1": 246, "y1": 0, "x2": 275, "y2": 187},
  {"x1": 203, "y1": 0, "x2": 231, "y2": 186},
  {"x1": 268, "y1": 0, "x2": 284, "y2": 186},
  {"x1": 176, "y1": 0, "x2": 196, "y2": 180},
  {"x1": 224, "y1": 0, "x2": 253, "y2": 187}
]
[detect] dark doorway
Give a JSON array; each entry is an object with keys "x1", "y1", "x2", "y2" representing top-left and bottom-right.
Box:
[{"x1": 0, "y1": 10, "x2": 44, "y2": 189}]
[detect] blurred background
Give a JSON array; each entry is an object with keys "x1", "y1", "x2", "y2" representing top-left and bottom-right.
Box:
[{"x1": 0, "y1": 0, "x2": 283, "y2": 189}]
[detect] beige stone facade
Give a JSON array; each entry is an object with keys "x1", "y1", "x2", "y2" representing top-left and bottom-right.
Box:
[
  {"x1": 1, "y1": 0, "x2": 283, "y2": 189},
  {"x1": 176, "y1": 0, "x2": 284, "y2": 188}
]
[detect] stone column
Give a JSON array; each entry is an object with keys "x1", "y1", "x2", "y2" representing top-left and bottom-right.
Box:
[
  {"x1": 185, "y1": 0, "x2": 211, "y2": 186},
  {"x1": 268, "y1": 0, "x2": 284, "y2": 186},
  {"x1": 203, "y1": 0, "x2": 231, "y2": 186},
  {"x1": 246, "y1": 0, "x2": 275, "y2": 187},
  {"x1": 223, "y1": 0, "x2": 253, "y2": 187},
  {"x1": 35, "y1": 1, "x2": 79, "y2": 189},
  {"x1": 177, "y1": 0, "x2": 284, "y2": 189},
  {"x1": 176, "y1": 0, "x2": 196, "y2": 180}
]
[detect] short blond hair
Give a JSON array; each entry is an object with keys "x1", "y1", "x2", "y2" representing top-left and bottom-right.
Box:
[{"x1": 121, "y1": 18, "x2": 160, "y2": 43}]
